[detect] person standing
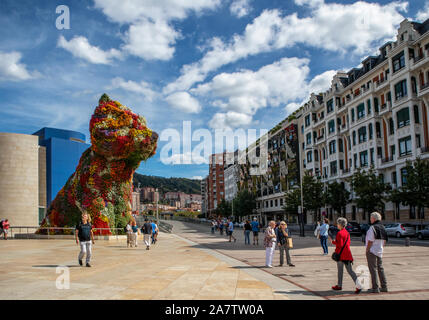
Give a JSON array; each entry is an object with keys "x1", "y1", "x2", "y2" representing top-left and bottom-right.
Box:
[
  {"x1": 151, "y1": 220, "x2": 159, "y2": 244},
  {"x1": 227, "y1": 219, "x2": 236, "y2": 242},
  {"x1": 251, "y1": 218, "x2": 260, "y2": 245},
  {"x1": 75, "y1": 212, "x2": 95, "y2": 267},
  {"x1": 126, "y1": 221, "x2": 133, "y2": 248},
  {"x1": 219, "y1": 219, "x2": 224, "y2": 235},
  {"x1": 141, "y1": 218, "x2": 153, "y2": 250},
  {"x1": 211, "y1": 220, "x2": 216, "y2": 234},
  {"x1": 330, "y1": 217, "x2": 361, "y2": 294},
  {"x1": 131, "y1": 220, "x2": 139, "y2": 248},
  {"x1": 276, "y1": 221, "x2": 295, "y2": 267},
  {"x1": 1, "y1": 219, "x2": 10, "y2": 240},
  {"x1": 366, "y1": 212, "x2": 388, "y2": 293},
  {"x1": 264, "y1": 221, "x2": 277, "y2": 268},
  {"x1": 319, "y1": 218, "x2": 330, "y2": 255},
  {"x1": 244, "y1": 220, "x2": 251, "y2": 245}
]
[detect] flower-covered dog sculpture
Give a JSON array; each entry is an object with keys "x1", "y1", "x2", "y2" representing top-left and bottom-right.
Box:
[{"x1": 38, "y1": 94, "x2": 158, "y2": 235}]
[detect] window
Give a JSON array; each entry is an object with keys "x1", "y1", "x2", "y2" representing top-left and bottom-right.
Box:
[
  {"x1": 328, "y1": 120, "x2": 335, "y2": 134},
  {"x1": 301, "y1": 125, "x2": 304, "y2": 134},
  {"x1": 357, "y1": 103, "x2": 365, "y2": 119},
  {"x1": 394, "y1": 79, "x2": 407, "y2": 100},
  {"x1": 369, "y1": 123, "x2": 373, "y2": 140},
  {"x1": 351, "y1": 109, "x2": 355, "y2": 122},
  {"x1": 392, "y1": 171, "x2": 397, "y2": 185},
  {"x1": 352, "y1": 131, "x2": 356, "y2": 145},
  {"x1": 401, "y1": 167, "x2": 408, "y2": 185},
  {"x1": 374, "y1": 97, "x2": 379, "y2": 113},
  {"x1": 414, "y1": 105, "x2": 420, "y2": 124},
  {"x1": 329, "y1": 140, "x2": 336, "y2": 155},
  {"x1": 307, "y1": 151, "x2": 313, "y2": 163},
  {"x1": 389, "y1": 118, "x2": 395, "y2": 135},
  {"x1": 399, "y1": 136, "x2": 412, "y2": 156},
  {"x1": 416, "y1": 134, "x2": 421, "y2": 148},
  {"x1": 314, "y1": 150, "x2": 319, "y2": 161},
  {"x1": 360, "y1": 151, "x2": 368, "y2": 167},
  {"x1": 358, "y1": 127, "x2": 367, "y2": 143},
  {"x1": 275, "y1": 199, "x2": 278, "y2": 207},
  {"x1": 354, "y1": 154, "x2": 358, "y2": 168},
  {"x1": 340, "y1": 160, "x2": 344, "y2": 170},
  {"x1": 270, "y1": 200, "x2": 273, "y2": 207},
  {"x1": 330, "y1": 161, "x2": 337, "y2": 176},
  {"x1": 376, "y1": 122, "x2": 381, "y2": 138},
  {"x1": 306, "y1": 133, "x2": 312, "y2": 145},
  {"x1": 280, "y1": 199, "x2": 283, "y2": 206},
  {"x1": 327, "y1": 99, "x2": 334, "y2": 113},
  {"x1": 305, "y1": 115, "x2": 311, "y2": 127},
  {"x1": 367, "y1": 99, "x2": 371, "y2": 114},
  {"x1": 338, "y1": 138, "x2": 344, "y2": 152},
  {"x1": 392, "y1": 51, "x2": 405, "y2": 72},
  {"x1": 390, "y1": 145, "x2": 396, "y2": 157},
  {"x1": 370, "y1": 148, "x2": 375, "y2": 165},
  {"x1": 397, "y1": 107, "x2": 410, "y2": 128}
]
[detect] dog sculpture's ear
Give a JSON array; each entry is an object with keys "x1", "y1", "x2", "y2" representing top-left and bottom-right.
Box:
[{"x1": 99, "y1": 93, "x2": 111, "y2": 104}]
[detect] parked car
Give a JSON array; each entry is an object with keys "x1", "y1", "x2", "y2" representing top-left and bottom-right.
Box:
[
  {"x1": 346, "y1": 222, "x2": 362, "y2": 235},
  {"x1": 233, "y1": 222, "x2": 245, "y2": 228},
  {"x1": 384, "y1": 223, "x2": 416, "y2": 238},
  {"x1": 416, "y1": 225, "x2": 429, "y2": 240}
]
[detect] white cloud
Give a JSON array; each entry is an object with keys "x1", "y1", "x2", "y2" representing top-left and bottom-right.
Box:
[
  {"x1": 164, "y1": 0, "x2": 407, "y2": 94},
  {"x1": 0, "y1": 51, "x2": 37, "y2": 81},
  {"x1": 230, "y1": 0, "x2": 252, "y2": 18},
  {"x1": 93, "y1": 0, "x2": 220, "y2": 61},
  {"x1": 165, "y1": 91, "x2": 202, "y2": 113},
  {"x1": 191, "y1": 176, "x2": 203, "y2": 180},
  {"x1": 191, "y1": 57, "x2": 334, "y2": 130},
  {"x1": 109, "y1": 77, "x2": 157, "y2": 102},
  {"x1": 416, "y1": 1, "x2": 429, "y2": 21},
  {"x1": 57, "y1": 35, "x2": 122, "y2": 64}
]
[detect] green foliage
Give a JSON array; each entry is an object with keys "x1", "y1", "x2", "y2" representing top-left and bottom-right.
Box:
[
  {"x1": 216, "y1": 199, "x2": 232, "y2": 217},
  {"x1": 350, "y1": 167, "x2": 391, "y2": 215},
  {"x1": 302, "y1": 174, "x2": 324, "y2": 213},
  {"x1": 325, "y1": 181, "x2": 350, "y2": 216},
  {"x1": 232, "y1": 189, "x2": 256, "y2": 217},
  {"x1": 99, "y1": 93, "x2": 111, "y2": 103},
  {"x1": 283, "y1": 188, "x2": 301, "y2": 215},
  {"x1": 133, "y1": 173, "x2": 201, "y2": 194}
]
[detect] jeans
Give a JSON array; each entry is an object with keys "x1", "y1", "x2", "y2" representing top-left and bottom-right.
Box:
[
  {"x1": 279, "y1": 243, "x2": 292, "y2": 265},
  {"x1": 265, "y1": 242, "x2": 276, "y2": 266},
  {"x1": 366, "y1": 252, "x2": 387, "y2": 289},
  {"x1": 78, "y1": 241, "x2": 92, "y2": 264},
  {"x1": 143, "y1": 234, "x2": 151, "y2": 247},
  {"x1": 244, "y1": 230, "x2": 250, "y2": 244},
  {"x1": 211, "y1": 227, "x2": 215, "y2": 234},
  {"x1": 320, "y1": 235, "x2": 328, "y2": 254},
  {"x1": 337, "y1": 261, "x2": 357, "y2": 287}
]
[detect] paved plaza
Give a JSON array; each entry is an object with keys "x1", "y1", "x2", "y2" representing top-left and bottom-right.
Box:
[{"x1": 0, "y1": 221, "x2": 428, "y2": 300}]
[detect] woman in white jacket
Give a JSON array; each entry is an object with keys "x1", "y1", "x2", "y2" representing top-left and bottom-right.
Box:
[{"x1": 264, "y1": 221, "x2": 277, "y2": 268}]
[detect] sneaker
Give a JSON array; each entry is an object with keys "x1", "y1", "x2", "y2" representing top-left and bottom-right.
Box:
[
  {"x1": 278, "y1": 264, "x2": 284, "y2": 267},
  {"x1": 146, "y1": 246, "x2": 150, "y2": 250},
  {"x1": 332, "y1": 285, "x2": 342, "y2": 291},
  {"x1": 267, "y1": 265, "x2": 273, "y2": 268},
  {"x1": 78, "y1": 259, "x2": 83, "y2": 266},
  {"x1": 86, "y1": 263, "x2": 91, "y2": 267},
  {"x1": 355, "y1": 288, "x2": 362, "y2": 294},
  {"x1": 288, "y1": 264, "x2": 295, "y2": 267},
  {"x1": 380, "y1": 287, "x2": 388, "y2": 293}
]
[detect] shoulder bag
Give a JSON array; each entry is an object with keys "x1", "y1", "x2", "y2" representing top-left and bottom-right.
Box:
[{"x1": 331, "y1": 233, "x2": 349, "y2": 262}]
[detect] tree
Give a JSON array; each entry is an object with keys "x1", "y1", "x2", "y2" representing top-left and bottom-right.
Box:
[
  {"x1": 302, "y1": 174, "x2": 325, "y2": 221},
  {"x1": 350, "y1": 167, "x2": 391, "y2": 220},
  {"x1": 325, "y1": 181, "x2": 350, "y2": 217},
  {"x1": 216, "y1": 198, "x2": 232, "y2": 217},
  {"x1": 232, "y1": 189, "x2": 256, "y2": 218},
  {"x1": 283, "y1": 187, "x2": 301, "y2": 215},
  {"x1": 389, "y1": 158, "x2": 429, "y2": 222}
]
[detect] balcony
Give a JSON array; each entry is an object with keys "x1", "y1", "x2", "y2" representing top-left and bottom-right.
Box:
[
  {"x1": 381, "y1": 156, "x2": 394, "y2": 164},
  {"x1": 419, "y1": 82, "x2": 429, "y2": 97},
  {"x1": 379, "y1": 101, "x2": 392, "y2": 115}
]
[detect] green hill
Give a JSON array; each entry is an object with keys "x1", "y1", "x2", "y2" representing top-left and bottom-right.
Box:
[{"x1": 133, "y1": 173, "x2": 201, "y2": 195}]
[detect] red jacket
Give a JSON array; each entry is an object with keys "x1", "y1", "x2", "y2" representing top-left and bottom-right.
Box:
[{"x1": 332, "y1": 229, "x2": 353, "y2": 261}]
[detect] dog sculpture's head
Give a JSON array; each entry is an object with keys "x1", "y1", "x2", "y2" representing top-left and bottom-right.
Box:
[{"x1": 89, "y1": 94, "x2": 158, "y2": 163}]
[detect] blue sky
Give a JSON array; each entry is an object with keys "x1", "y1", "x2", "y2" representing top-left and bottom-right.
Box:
[{"x1": 0, "y1": 0, "x2": 427, "y2": 179}]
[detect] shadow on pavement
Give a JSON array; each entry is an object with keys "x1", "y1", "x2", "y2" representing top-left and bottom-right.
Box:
[{"x1": 32, "y1": 264, "x2": 81, "y2": 268}]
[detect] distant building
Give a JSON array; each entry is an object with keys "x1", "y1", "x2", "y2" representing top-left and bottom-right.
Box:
[
  {"x1": 141, "y1": 187, "x2": 157, "y2": 203},
  {"x1": 201, "y1": 178, "x2": 208, "y2": 217},
  {"x1": 224, "y1": 163, "x2": 240, "y2": 202},
  {"x1": 207, "y1": 152, "x2": 231, "y2": 216},
  {"x1": 131, "y1": 189, "x2": 141, "y2": 213}
]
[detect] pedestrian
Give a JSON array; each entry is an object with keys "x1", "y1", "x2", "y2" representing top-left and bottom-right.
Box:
[
  {"x1": 330, "y1": 217, "x2": 361, "y2": 294},
  {"x1": 276, "y1": 221, "x2": 295, "y2": 267},
  {"x1": 141, "y1": 218, "x2": 153, "y2": 250},
  {"x1": 366, "y1": 212, "x2": 388, "y2": 293},
  {"x1": 251, "y1": 218, "x2": 260, "y2": 245},
  {"x1": 264, "y1": 220, "x2": 277, "y2": 268},
  {"x1": 219, "y1": 219, "x2": 224, "y2": 235},
  {"x1": 227, "y1": 218, "x2": 236, "y2": 242},
  {"x1": 319, "y1": 218, "x2": 330, "y2": 255},
  {"x1": 151, "y1": 220, "x2": 159, "y2": 244},
  {"x1": 211, "y1": 219, "x2": 216, "y2": 234},
  {"x1": 1, "y1": 219, "x2": 10, "y2": 240},
  {"x1": 131, "y1": 220, "x2": 139, "y2": 248},
  {"x1": 126, "y1": 220, "x2": 133, "y2": 248},
  {"x1": 75, "y1": 211, "x2": 95, "y2": 267},
  {"x1": 244, "y1": 220, "x2": 251, "y2": 245},
  {"x1": 314, "y1": 221, "x2": 321, "y2": 238}
]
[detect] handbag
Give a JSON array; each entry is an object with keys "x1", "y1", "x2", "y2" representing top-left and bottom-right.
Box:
[
  {"x1": 287, "y1": 237, "x2": 293, "y2": 249},
  {"x1": 331, "y1": 234, "x2": 349, "y2": 262}
]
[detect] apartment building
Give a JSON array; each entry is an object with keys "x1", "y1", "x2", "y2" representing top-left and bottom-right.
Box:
[
  {"x1": 206, "y1": 152, "x2": 229, "y2": 216},
  {"x1": 298, "y1": 19, "x2": 429, "y2": 225}
]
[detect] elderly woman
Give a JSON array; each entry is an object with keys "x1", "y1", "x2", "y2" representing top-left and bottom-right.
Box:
[
  {"x1": 264, "y1": 220, "x2": 277, "y2": 268},
  {"x1": 330, "y1": 217, "x2": 361, "y2": 294}
]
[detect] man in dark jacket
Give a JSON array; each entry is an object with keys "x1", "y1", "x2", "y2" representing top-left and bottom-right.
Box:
[
  {"x1": 141, "y1": 218, "x2": 153, "y2": 250},
  {"x1": 366, "y1": 212, "x2": 388, "y2": 293}
]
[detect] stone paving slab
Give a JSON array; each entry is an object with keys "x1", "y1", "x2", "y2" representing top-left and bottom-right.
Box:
[
  {"x1": 170, "y1": 221, "x2": 429, "y2": 300},
  {"x1": 0, "y1": 233, "x2": 300, "y2": 300}
]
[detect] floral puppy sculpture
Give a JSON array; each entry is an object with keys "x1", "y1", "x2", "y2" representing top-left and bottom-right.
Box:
[{"x1": 38, "y1": 94, "x2": 158, "y2": 235}]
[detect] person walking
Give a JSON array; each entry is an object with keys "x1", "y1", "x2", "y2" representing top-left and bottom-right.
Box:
[
  {"x1": 211, "y1": 219, "x2": 216, "y2": 234},
  {"x1": 244, "y1": 220, "x2": 251, "y2": 245},
  {"x1": 251, "y1": 218, "x2": 260, "y2": 245},
  {"x1": 319, "y1": 218, "x2": 330, "y2": 255},
  {"x1": 227, "y1": 219, "x2": 236, "y2": 242},
  {"x1": 151, "y1": 220, "x2": 159, "y2": 244},
  {"x1": 126, "y1": 221, "x2": 133, "y2": 248},
  {"x1": 1, "y1": 219, "x2": 10, "y2": 240},
  {"x1": 366, "y1": 212, "x2": 388, "y2": 293},
  {"x1": 219, "y1": 219, "x2": 224, "y2": 235},
  {"x1": 276, "y1": 221, "x2": 295, "y2": 267},
  {"x1": 330, "y1": 217, "x2": 361, "y2": 294},
  {"x1": 131, "y1": 220, "x2": 139, "y2": 248},
  {"x1": 264, "y1": 221, "x2": 277, "y2": 268},
  {"x1": 75, "y1": 212, "x2": 95, "y2": 267},
  {"x1": 141, "y1": 218, "x2": 153, "y2": 250}
]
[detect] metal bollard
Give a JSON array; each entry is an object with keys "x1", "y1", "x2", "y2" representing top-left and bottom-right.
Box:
[{"x1": 405, "y1": 237, "x2": 411, "y2": 247}]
